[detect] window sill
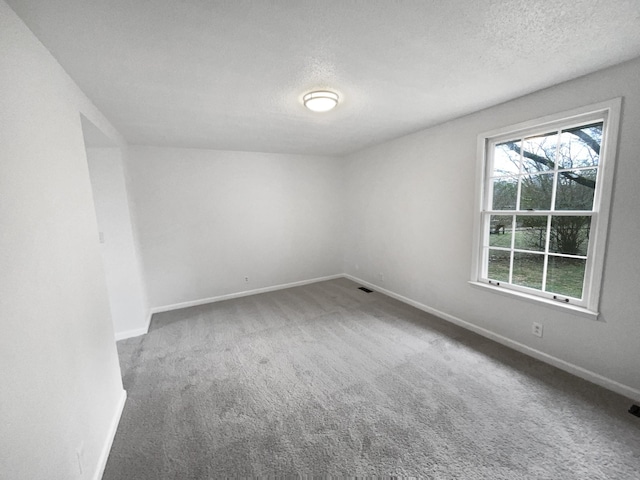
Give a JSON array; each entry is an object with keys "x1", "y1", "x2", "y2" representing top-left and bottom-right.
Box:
[{"x1": 468, "y1": 281, "x2": 600, "y2": 321}]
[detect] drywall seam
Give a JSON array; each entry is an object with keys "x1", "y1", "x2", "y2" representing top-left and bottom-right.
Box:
[
  {"x1": 92, "y1": 389, "x2": 126, "y2": 480},
  {"x1": 344, "y1": 274, "x2": 640, "y2": 402}
]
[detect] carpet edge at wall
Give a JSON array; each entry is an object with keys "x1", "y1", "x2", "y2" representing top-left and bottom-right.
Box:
[
  {"x1": 343, "y1": 274, "x2": 640, "y2": 403},
  {"x1": 114, "y1": 271, "x2": 639, "y2": 402},
  {"x1": 115, "y1": 274, "x2": 346, "y2": 341}
]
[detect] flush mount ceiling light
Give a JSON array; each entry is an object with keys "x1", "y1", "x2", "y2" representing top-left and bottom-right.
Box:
[{"x1": 303, "y1": 90, "x2": 339, "y2": 112}]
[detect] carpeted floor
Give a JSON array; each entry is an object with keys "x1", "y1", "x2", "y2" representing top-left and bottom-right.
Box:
[{"x1": 103, "y1": 278, "x2": 640, "y2": 479}]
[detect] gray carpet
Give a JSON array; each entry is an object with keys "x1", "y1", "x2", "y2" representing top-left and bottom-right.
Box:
[{"x1": 103, "y1": 278, "x2": 640, "y2": 479}]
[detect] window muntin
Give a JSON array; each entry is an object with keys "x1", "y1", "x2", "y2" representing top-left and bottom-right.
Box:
[{"x1": 474, "y1": 102, "x2": 619, "y2": 314}]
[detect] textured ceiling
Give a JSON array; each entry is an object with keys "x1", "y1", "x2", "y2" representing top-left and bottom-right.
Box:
[{"x1": 7, "y1": 0, "x2": 640, "y2": 156}]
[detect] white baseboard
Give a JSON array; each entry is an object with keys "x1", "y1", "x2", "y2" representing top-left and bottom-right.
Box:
[
  {"x1": 93, "y1": 389, "x2": 126, "y2": 480},
  {"x1": 113, "y1": 271, "x2": 639, "y2": 401},
  {"x1": 115, "y1": 274, "x2": 343, "y2": 341},
  {"x1": 150, "y1": 274, "x2": 344, "y2": 317},
  {"x1": 344, "y1": 274, "x2": 640, "y2": 402},
  {"x1": 114, "y1": 324, "x2": 149, "y2": 341}
]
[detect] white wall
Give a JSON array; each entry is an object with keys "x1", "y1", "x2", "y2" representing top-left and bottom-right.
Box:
[
  {"x1": 0, "y1": 2, "x2": 126, "y2": 479},
  {"x1": 126, "y1": 147, "x2": 344, "y2": 309},
  {"x1": 343, "y1": 57, "x2": 640, "y2": 398},
  {"x1": 86, "y1": 147, "x2": 149, "y2": 340}
]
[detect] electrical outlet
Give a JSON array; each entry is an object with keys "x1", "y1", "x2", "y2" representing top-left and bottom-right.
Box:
[
  {"x1": 532, "y1": 322, "x2": 543, "y2": 338},
  {"x1": 244, "y1": 276, "x2": 249, "y2": 283},
  {"x1": 379, "y1": 272, "x2": 384, "y2": 282}
]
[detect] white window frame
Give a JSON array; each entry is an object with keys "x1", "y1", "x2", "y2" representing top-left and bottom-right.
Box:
[{"x1": 470, "y1": 98, "x2": 621, "y2": 319}]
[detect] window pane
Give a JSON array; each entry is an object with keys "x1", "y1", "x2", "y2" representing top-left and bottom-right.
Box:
[
  {"x1": 549, "y1": 216, "x2": 591, "y2": 255},
  {"x1": 514, "y1": 215, "x2": 547, "y2": 252},
  {"x1": 520, "y1": 173, "x2": 553, "y2": 210},
  {"x1": 493, "y1": 142, "x2": 521, "y2": 176},
  {"x1": 489, "y1": 215, "x2": 512, "y2": 247},
  {"x1": 512, "y1": 252, "x2": 544, "y2": 290},
  {"x1": 555, "y1": 168, "x2": 596, "y2": 210},
  {"x1": 479, "y1": 105, "x2": 617, "y2": 309},
  {"x1": 559, "y1": 123, "x2": 602, "y2": 169},
  {"x1": 546, "y1": 256, "x2": 586, "y2": 299},
  {"x1": 488, "y1": 249, "x2": 510, "y2": 282},
  {"x1": 491, "y1": 177, "x2": 518, "y2": 210},
  {"x1": 522, "y1": 132, "x2": 557, "y2": 173}
]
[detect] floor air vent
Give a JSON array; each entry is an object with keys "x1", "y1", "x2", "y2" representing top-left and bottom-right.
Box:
[{"x1": 358, "y1": 287, "x2": 374, "y2": 293}]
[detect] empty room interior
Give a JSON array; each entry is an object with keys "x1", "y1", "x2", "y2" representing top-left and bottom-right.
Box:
[{"x1": 2, "y1": 1, "x2": 640, "y2": 478}]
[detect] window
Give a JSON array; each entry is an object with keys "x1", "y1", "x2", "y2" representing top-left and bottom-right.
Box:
[{"x1": 471, "y1": 99, "x2": 621, "y2": 317}]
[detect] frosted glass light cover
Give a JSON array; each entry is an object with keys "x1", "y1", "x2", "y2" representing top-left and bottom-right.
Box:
[{"x1": 303, "y1": 91, "x2": 339, "y2": 112}]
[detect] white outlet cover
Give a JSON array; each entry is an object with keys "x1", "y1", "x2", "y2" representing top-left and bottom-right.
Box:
[{"x1": 532, "y1": 322, "x2": 544, "y2": 337}]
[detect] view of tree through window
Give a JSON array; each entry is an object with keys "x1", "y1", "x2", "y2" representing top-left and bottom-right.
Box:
[{"x1": 483, "y1": 121, "x2": 603, "y2": 300}]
